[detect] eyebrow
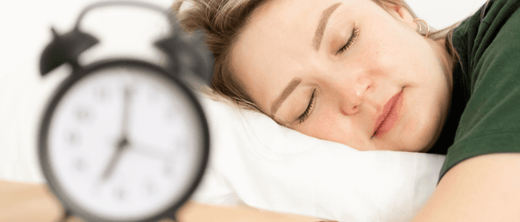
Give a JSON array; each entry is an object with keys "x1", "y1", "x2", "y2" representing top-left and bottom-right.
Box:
[
  {"x1": 270, "y1": 78, "x2": 302, "y2": 116},
  {"x1": 312, "y1": 2, "x2": 342, "y2": 51}
]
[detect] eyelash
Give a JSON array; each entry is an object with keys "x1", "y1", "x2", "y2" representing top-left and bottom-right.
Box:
[
  {"x1": 297, "y1": 89, "x2": 317, "y2": 124},
  {"x1": 336, "y1": 26, "x2": 360, "y2": 55}
]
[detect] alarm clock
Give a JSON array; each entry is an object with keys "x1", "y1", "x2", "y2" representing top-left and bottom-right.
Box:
[{"x1": 38, "y1": 1, "x2": 211, "y2": 222}]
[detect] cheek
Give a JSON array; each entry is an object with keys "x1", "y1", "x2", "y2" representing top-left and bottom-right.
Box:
[
  {"x1": 299, "y1": 112, "x2": 368, "y2": 150},
  {"x1": 354, "y1": 16, "x2": 423, "y2": 73},
  {"x1": 345, "y1": 27, "x2": 402, "y2": 79}
]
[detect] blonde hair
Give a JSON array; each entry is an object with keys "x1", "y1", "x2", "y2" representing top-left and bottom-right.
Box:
[{"x1": 173, "y1": 0, "x2": 460, "y2": 111}]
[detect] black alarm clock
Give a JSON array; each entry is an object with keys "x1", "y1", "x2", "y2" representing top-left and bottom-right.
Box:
[{"x1": 38, "y1": 1, "x2": 211, "y2": 221}]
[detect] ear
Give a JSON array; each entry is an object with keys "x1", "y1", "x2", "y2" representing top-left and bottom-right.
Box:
[{"x1": 381, "y1": 2, "x2": 416, "y2": 30}]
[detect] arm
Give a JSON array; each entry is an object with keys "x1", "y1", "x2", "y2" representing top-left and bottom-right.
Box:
[
  {"x1": 0, "y1": 180, "x2": 321, "y2": 222},
  {"x1": 177, "y1": 202, "x2": 323, "y2": 222},
  {"x1": 413, "y1": 153, "x2": 520, "y2": 221},
  {"x1": 0, "y1": 180, "x2": 64, "y2": 222}
]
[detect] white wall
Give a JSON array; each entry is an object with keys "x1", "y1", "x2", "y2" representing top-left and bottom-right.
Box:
[{"x1": 407, "y1": 0, "x2": 488, "y2": 29}]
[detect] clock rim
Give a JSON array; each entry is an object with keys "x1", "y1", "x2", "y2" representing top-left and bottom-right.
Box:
[{"x1": 38, "y1": 59, "x2": 210, "y2": 222}]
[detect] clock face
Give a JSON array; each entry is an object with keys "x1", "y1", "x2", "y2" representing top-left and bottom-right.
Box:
[{"x1": 41, "y1": 63, "x2": 207, "y2": 221}]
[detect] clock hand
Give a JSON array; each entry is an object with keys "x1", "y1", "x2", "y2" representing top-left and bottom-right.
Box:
[
  {"x1": 120, "y1": 86, "x2": 132, "y2": 139},
  {"x1": 101, "y1": 138, "x2": 129, "y2": 181},
  {"x1": 101, "y1": 86, "x2": 134, "y2": 181}
]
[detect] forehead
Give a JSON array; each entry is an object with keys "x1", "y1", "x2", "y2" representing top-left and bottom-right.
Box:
[
  {"x1": 245, "y1": 0, "x2": 357, "y2": 47},
  {"x1": 229, "y1": 0, "x2": 363, "y2": 110},
  {"x1": 258, "y1": 0, "x2": 357, "y2": 20}
]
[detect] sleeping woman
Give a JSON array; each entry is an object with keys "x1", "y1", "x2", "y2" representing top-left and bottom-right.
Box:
[{"x1": 173, "y1": 0, "x2": 520, "y2": 220}]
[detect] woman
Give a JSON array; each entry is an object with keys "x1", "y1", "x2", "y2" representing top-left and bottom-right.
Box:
[{"x1": 173, "y1": 0, "x2": 520, "y2": 220}]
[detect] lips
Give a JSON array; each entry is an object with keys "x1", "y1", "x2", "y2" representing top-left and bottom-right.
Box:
[{"x1": 373, "y1": 90, "x2": 404, "y2": 138}]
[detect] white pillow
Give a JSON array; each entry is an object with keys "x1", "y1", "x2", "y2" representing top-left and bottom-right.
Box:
[{"x1": 193, "y1": 95, "x2": 445, "y2": 222}]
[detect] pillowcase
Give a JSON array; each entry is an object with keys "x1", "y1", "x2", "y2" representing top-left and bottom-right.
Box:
[{"x1": 193, "y1": 95, "x2": 445, "y2": 222}]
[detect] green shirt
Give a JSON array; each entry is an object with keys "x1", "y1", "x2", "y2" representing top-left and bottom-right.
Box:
[{"x1": 428, "y1": 0, "x2": 520, "y2": 180}]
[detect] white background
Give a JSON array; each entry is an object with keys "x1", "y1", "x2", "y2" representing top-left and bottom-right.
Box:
[
  {"x1": 0, "y1": 0, "x2": 488, "y2": 79},
  {"x1": 0, "y1": 0, "x2": 487, "y2": 182}
]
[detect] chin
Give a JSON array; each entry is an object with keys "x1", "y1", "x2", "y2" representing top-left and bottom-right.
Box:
[{"x1": 402, "y1": 120, "x2": 441, "y2": 152}]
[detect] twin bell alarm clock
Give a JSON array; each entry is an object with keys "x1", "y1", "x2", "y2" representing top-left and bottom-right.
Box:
[{"x1": 38, "y1": 1, "x2": 212, "y2": 221}]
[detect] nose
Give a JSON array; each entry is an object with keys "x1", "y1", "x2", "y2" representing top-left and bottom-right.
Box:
[{"x1": 338, "y1": 75, "x2": 372, "y2": 116}]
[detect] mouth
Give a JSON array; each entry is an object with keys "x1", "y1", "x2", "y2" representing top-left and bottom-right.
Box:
[{"x1": 372, "y1": 89, "x2": 404, "y2": 138}]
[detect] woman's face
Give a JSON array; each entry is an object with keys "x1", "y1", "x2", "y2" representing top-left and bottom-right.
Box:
[{"x1": 230, "y1": 0, "x2": 453, "y2": 152}]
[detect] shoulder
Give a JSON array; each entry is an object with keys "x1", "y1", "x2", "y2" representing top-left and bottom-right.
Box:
[
  {"x1": 453, "y1": 0, "x2": 520, "y2": 64},
  {"x1": 440, "y1": 0, "x2": 520, "y2": 179},
  {"x1": 451, "y1": 0, "x2": 520, "y2": 103},
  {"x1": 480, "y1": 0, "x2": 520, "y2": 23}
]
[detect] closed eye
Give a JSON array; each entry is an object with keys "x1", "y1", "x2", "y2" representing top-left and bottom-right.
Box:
[
  {"x1": 335, "y1": 26, "x2": 359, "y2": 55},
  {"x1": 296, "y1": 89, "x2": 317, "y2": 124}
]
